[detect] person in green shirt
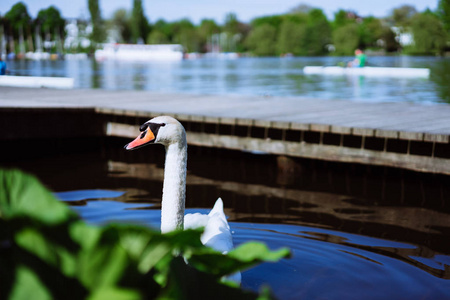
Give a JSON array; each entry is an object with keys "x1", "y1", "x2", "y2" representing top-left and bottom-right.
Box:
[{"x1": 348, "y1": 49, "x2": 366, "y2": 68}]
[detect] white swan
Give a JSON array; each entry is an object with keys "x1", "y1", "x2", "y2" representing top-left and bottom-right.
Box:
[{"x1": 124, "y1": 116, "x2": 240, "y2": 283}]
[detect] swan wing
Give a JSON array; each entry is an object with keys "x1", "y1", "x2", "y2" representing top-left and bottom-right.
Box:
[
  {"x1": 184, "y1": 198, "x2": 233, "y2": 253},
  {"x1": 208, "y1": 197, "x2": 225, "y2": 218},
  {"x1": 184, "y1": 212, "x2": 209, "y2": 229},
  {"x1": 204, "y1": 199, "x2": 241, "y2": 284},
  {"x1": 201, "y1": 198, "x2": 233, "y2": 253},
  {"x1": 185, "y1": 198, "x2": 241, "y2": 284}
]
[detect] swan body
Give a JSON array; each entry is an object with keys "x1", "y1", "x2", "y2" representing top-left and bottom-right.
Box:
[
  {"x1": 185, "y1": 198, "x2": 233, "y2": 253},
  {"x1": 125, "y1": 116, "x2": 240, "y2": 283}
]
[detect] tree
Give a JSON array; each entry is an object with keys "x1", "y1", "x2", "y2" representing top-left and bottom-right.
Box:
[
  {"x1": 304, "y1": 8, "x2": 331, "y2": 55},
  {"x1": 277, "y1": 20, "x2": 307, "y2": 55},
  {"x1": 389, "y1": 5, "x2": 417, "y2": 27},
  {"x1": 198, "y1": 19, "x2": 220, "y2": 39},
  {"x1": 4, "y1": 2, "x2": 31, "y2": 36},
  {"x1": 222, "y1": 13, "x2": 249, "y2": 52},
  {"x1": 251, "y1": 15, "x2": 284, "y2": 31},
  {"x1": 36, "y1": 6, "x2": 65, "y2": 39},
  {"x1": 437, "y1": 0, "x2": 450, "y2": 33},
  {"x1": 198, "y1": 19, "x2": 220, "y2": 52},
  {"x1": 332, "y1": 9, "x2": 357, "y2": 29},
  {"x1": 380, "y1": 27, "x2": 400, "y2": 52},
  {"x1": 410, "y1": 12, "x2": 447, "y2": 54},
  {"x1": 130, "y1": 0, "x2": 149, "y2": 43},
  {"x1": 358, "y1": 16, "x2": 384, "y2": 49},
  {"x1": 224, "y1": 13, "x2": 239, "y2": 35},
  {"x1": 171, "y1": 19, "x2": 199, "y2": 52},
  {"x1": 147, "y1": 30, "x2": 169, "y2": 44},
  {"x1": 245, "y1": 23, "x2": 277, "y2": 56},
  {"x1": 88, "y1": 0, "x2": 105, "y2": 44},
  {"x1": 332, "y1": 23, "x2": 359, "y2": 55},
  {"x1": 152, "y1": 19, "x2": 174, "y2": 41},
  {"x1": 111, "y1": 8, "x2": 131, "y2": 43}
]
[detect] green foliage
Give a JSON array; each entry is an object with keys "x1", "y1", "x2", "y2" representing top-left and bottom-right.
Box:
[
  {"x1": 250, "y1": 15, "x2": 284, "y2": 31},
  {"x1": 36, "y1": 6, "x2": 65, "y2": 38},
  {"x1": 174, "y1": 28, "x2": 200, "y2": 53},
  {"x1": 131, "y1": 0, "x2": 150, "y2": 44},
  {"x1": 332, "y1": 9, "x2": 356, "y2": 29},
  {"x1": 332, "y1": 23, "x2": 359, "y2": 55},
  {"x1": 224, "y1": 13, "x2": 240, "y2": 34},
  {"x1": 88, "y1": 0, "x2": 106, "y2": 44},
  {"x1": 147, "y1": 30, "x2": 170, "y2": 44},
  {"x1": 249, "y1": 9, "x2": 331, "y2": 56},
  {"x1": 110, "y1": 8, "x2": 132, "y2": 43},
  {"x1": 4, "y1": 2, "x2": 31, "y2": 33},
  {"x1": 438, "y1": 0, "x2": 450, "y2": 33},
  {"x1": 409, "y1": 13, "x2": 448, "y2": 55},
  {"x1": 389, "y1": 5, "x2": 418, "y2": 27},
  {"x1": 198, "y1": 19, "x2": 220, "y2": 38},
  {"x1": 153, "y1": 19, "x2": 175, "y2": 41},
  {"x1": 170, "y1": 19, "x2": 201, "y2": 52},
  {"x1": 277, "y1": 21, "x2": 307, "y2": 55},
  {"x1": 197, "y1": 19, "x2": 220, "y2": 51},
  {"x1": 245, "y1": 24, "x2": 277, "y2": 56},
  {"x1": 0, "y1": 169, "x2": 290, "y2": 300},
  {"x1": 358, "y1": 17, "x2": 384, "y2": 48},
  {"x1": 4, "y1": 1, "x2": 448, "y2": 56},
  {"x1": 283, "y1": 13, "x2": 308, "y2": 24},
  {"x1": 380, "y1": 27, "x2": 400, "y2": 52},
  {"x1": 304, "y1": 9, "x2": 331, "y2": 55}
]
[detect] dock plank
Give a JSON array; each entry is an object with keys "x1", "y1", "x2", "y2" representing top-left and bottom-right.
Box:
[
  {"x1": 1, "y1": 87, "x2": 449, "y2": 137},
  {"x1": 2, "y1": 87, "x2": 450, "y2": 174}
]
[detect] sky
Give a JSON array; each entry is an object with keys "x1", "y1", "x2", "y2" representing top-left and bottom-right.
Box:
[{"x1": 1, "y1": 0, "x2": 439, "y2": 24}]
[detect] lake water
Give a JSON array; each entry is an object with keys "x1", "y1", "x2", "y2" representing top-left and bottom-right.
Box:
[
  {"x1": 3, "y1": 138, "x2": 450, "y2": 300},
  {"x1": 4, "y1": 55, "x2": 450, "y2": 298},
  {"x1": 7, "y1": 56, "x2": 450, "y2": 104}
]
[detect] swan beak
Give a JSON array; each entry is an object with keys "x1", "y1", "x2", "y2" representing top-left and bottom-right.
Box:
[{"x1": 124, "y1": 129, "x2": 156, "y2": 150}]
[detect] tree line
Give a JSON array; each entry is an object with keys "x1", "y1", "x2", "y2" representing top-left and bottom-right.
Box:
[{"x1": 1, "y1": 0, "x2": 449, "y2": 56}]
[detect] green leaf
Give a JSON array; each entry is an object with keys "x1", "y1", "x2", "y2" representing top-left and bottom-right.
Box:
[
  {"x1": 187, "y1": 242, "x2": 291, "y2": 277},
  {"x1": 0, "y1": 169, "x2": 77, "y2": 224},
  {"x1": 228, "y1": 242, "x2": 292, "y2": 262},
  {"x1": 88, "y1": 287, "x2": 142, "y2": 300},
  {"x1": 157, "y1": 257, "x2": 260, "y2": 300},
  {"x1": 9, "y1": 265, "x2": 52, "y2": 300},
  {"x1": 0, "y1": 169, "x2": 290, "y2": 300}
]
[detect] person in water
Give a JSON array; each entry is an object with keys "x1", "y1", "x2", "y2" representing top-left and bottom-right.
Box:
[
  {"x1": 348, "y1": 49, "x2": 366, "y2": 68},
  {"x1": 0, "y1": 57, "x2": 7, "y2": 75}
]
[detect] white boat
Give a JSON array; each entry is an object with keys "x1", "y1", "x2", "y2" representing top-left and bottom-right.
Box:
[
  {"x1": 303, "y1": 66, "x2": 430, "y2": 78},
  {"x1": 0, "y1": 75, "x2": 74, "y2": 89},
  {"x1": 25, "y1": 51, "x2": 51, "y2": 60},
  {"x1": 203, "y1": 52, "x2": 239, "y2": 59},
  {"x1": 95, "y1": 44, "x2": 184, "y2": 62},
  {"x1": 65, "y1": 53, "x2": 88, "y2": 60}
]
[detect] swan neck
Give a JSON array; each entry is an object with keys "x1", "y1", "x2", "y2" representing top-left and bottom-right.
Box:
[{"x1": 161, "y1": 141, "x2": 187, "y2": 233}]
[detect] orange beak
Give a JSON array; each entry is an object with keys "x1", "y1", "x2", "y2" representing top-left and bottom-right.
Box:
[{"x1": 124, "y1": 128, "x2": 156, "y2": 150}]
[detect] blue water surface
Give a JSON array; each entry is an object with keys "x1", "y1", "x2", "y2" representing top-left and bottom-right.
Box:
[
  {"x1": 56, "y1": 189, "x2": 450, "y2": 300},
  {"x1": 8, "y1": 56, "x2": 450, "y2": 104}
]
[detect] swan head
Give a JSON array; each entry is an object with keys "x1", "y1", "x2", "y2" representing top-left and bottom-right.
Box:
[{"x1": 124, "y1": 116, "x2": 186, "y2": 150}]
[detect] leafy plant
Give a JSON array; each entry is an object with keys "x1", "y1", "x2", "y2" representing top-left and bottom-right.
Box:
[{"x1": 0, "y1": 169, "x2": 290, "y2": 300}]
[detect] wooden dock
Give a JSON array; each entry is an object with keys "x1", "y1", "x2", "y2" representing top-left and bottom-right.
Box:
[{"x1": 1, "y1": 87, "x2": 449, "y2": 174}]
